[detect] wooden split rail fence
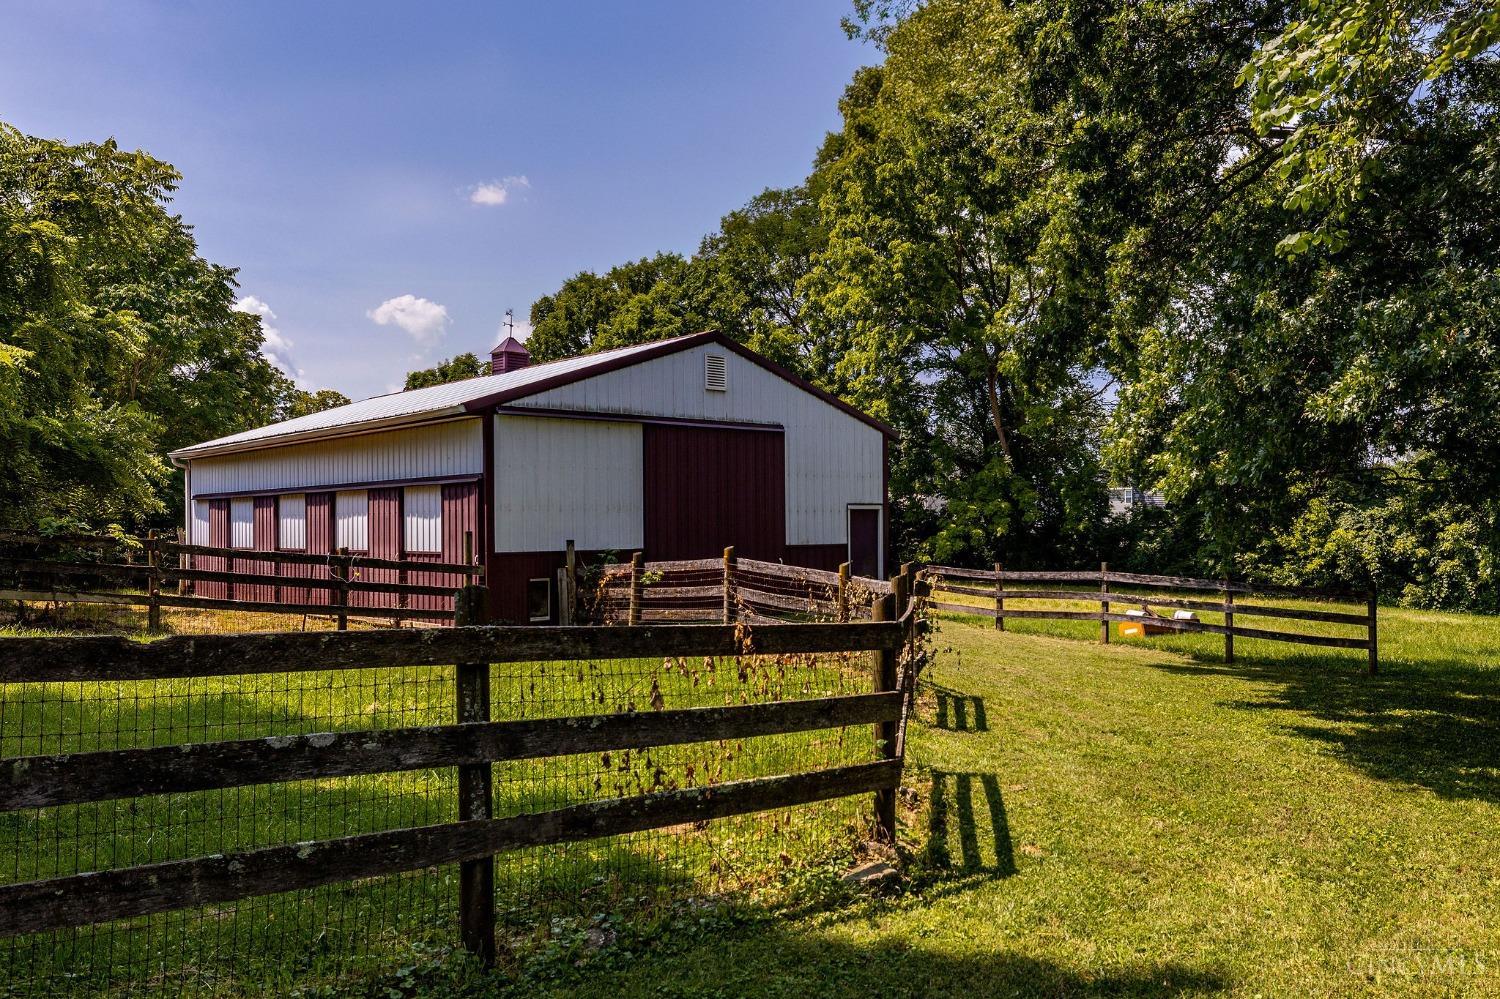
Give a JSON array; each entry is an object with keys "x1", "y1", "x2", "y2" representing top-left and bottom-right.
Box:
[
  {"x1": 0, "y1": 583, "x2": 919, "y2": 970},
  {"x1": 924, "y1": 563, "x2": 1379, "y2": 673},
  {"x1": 597, "y1": 548, "x2": 895, "y2": 625},
  {"x1": 0, "y1": 531, "x2": 482, "y2": 629}
]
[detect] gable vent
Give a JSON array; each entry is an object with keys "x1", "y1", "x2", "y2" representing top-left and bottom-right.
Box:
[{"x1": 705, "y1": 353, "x2": 728, "y2": 392}]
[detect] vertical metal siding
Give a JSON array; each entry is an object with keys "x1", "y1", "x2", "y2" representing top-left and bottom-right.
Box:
[
  {"x1": 278, "y1": 494, "x2": 307, "y2": 550},
  {"x1": 191, "y1": 501, "x2": 210, "y2": 546},
  {"x1": 335, "y1": 490, "x2": 369, "y2": 551},
  {"x1": 187, "y1": 419, "x2": 482, "y2": 496},
  {"x1": 201, "y1": 500, "x2": 230, "y2": 600},
  {"x1": 303, "y1": 492, "x2": 334, "y2": 606},
  {"x1": 358, "y1": 488, "x2": 401, "y2": 609},
  {"x1": 492, "y1": 416, "x2": 643, "y2": 553},
  {"x1": 505, "y1": 344, "x2": 882, "y2": 547},
  {"x1": 641, "y1": 425, "x2": 785, "y2": 561},
  {"x1": 230, "y1": 498, "x2": 255, "y2": 548},
  {"x1": 241, "y1": 497, "x2": 278, "y2": 602},
  {"x1": 402, "y1": 485, "x2": 442, "y2": 553}
]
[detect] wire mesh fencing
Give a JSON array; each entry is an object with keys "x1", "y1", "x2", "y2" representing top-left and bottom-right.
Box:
[{"x1": 0, "y1": 630, "x2": 888, "y2": 996}]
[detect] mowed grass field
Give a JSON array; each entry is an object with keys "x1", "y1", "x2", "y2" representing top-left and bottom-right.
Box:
[{"x1": 510, "y1": 600, "x2": 1500, "y2": 998}]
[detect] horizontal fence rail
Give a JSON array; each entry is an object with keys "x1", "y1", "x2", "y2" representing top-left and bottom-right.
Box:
[
  {"x1": 0, "y1": 593, "x2": 917, "y2": 989},
  {"x1": 924, "y1": 564, "x2": 1378, "y2": 673},
  {"x1": 0, "y1": 533, "x2": 483, "y2": 630},
  {"x1": 595, "y1": 549, "x2": 894, "y2": 626}
]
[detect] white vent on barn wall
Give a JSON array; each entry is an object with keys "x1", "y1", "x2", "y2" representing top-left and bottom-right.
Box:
[{"x1": 705, "y1": 353, "x2": 728, "y2": 392}]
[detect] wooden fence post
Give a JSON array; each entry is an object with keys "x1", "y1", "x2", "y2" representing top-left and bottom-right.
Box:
[
  {"x1": 628, "y1": 551, "x2": 643, "y2": 626},
  {"x1": 994, "y1": 562, "x2": 1005, "y2": 632},
  {"x1": 717, "y1": 549, "x2": 735, "y2": 618},
  {"x1": 146, "y1": 531, "x2": 162, "y2": 633},
  {"x1": 836, "y1": 562, "x2": 850, "y2": 622},
  {"x1": 1367, "y1": 583, "x2": 1379, "y2": 675},
  {"x1": 1099, "y1": 561, "x2": 1110, "y2": 644},
  {"x1": 1224, "y1": 579, "x2": 1235, "y2": 664},
  {"x1": 871, "y1": 592, "x2": 898, "y2": 843},
  {"x1": 892, "y1": 568, "x2": 910, "y2": 620},
  {"x1": 453, "y1": 583, "x2": 495, "y2": 965},
  {"x1": 335, "y1": 546, "x2": 350, "y2": 631}
]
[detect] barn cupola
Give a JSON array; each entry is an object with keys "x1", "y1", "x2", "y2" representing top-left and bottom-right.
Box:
[{"x1": 490, "y1": 336, "x2": 531, "y2": 374}]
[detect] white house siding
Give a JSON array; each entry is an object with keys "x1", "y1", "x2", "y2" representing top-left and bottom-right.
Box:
[
  {"x1": 505, "y1": 344, "x2": 884, "y2": 547},
  {"x1": 492, "y1": 416, "x2": 643, "y2": 553},
  {"x1": 186, "y1": 419, "x2": 482, "y2": 498},
  {"x1": 278, "y1": 494, "x2": 307, "y2": 550}
]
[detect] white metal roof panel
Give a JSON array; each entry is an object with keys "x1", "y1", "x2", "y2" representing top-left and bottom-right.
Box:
[{"x1": 169, "y1": 337, "x2": 679, "y2": 459}]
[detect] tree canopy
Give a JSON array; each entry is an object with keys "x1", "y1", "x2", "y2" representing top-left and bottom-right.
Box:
[
  {"x1": 0, "y1": 122, "x2": 301, "y2": 533},
  {"x1": 403, "y1": 353, "x2": 487, "y2": 390}
]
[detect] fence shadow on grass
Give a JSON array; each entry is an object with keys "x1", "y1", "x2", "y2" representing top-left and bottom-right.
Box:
[
  {"x1": 920, "y1": 769, "x2": 1015, "y2": 876},
  {"x1": 1145, "y1": 652, "x2": 1500, "y2": 804},
  {"x1": 931, "y1": 683, "x2": 988, "y2": 733}
]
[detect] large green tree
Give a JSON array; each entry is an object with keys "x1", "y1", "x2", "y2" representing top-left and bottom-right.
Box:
[{"x1": 0, "y1": 123, "x2": 294, "y2": 532}]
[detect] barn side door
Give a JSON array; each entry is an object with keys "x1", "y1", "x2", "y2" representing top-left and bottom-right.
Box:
[
  {"x1": 848, "y1": 506, "x2": 881, "y2": 580},
  {"x1": 642, "y1": 424, "x2": 786, "y2": 562}
]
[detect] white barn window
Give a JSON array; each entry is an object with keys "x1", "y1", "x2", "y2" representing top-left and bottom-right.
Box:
[
  {"x1": 279, "y1": 494, "x2": 307, "y2": 550},
  {"x1": 192, "y1": 500, "x2": 210, "y2": 546},
  {"x1": 403, "y1": 485, "x2": 442, "y2": 554},
  {"x1": 230, "y1": 497, "x2": 255, "y2": 549},
  {"x1": 335, "y1": 490, "x2": 369, "y2": 551}
]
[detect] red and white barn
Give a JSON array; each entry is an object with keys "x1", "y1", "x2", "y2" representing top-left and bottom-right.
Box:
[{"x1": 170, "y1": 331, "x2": 892, "y2": 623}]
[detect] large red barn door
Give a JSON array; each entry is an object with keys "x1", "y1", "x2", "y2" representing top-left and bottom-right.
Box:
[{"x1": 642, "y1": 425, "x2": 785, "y2": 562}]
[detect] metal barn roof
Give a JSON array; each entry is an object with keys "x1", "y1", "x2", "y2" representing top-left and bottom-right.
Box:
[{"x1": 171, "y1": 331, "x2": 892, "y2": 461}]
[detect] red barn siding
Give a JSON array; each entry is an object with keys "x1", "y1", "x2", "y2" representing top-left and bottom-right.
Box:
[
  {"x1": 355, "y1": 487, "x2": 401, "y2": 609},
  {"x1": 642, "y1": 425, "x2": 785, "y2": 562},
  {"x1": 407, "y1": 482, "x2": 478, "y2": 620},
  {"x1": 304, "y1": 492, "x2": 334, "y2": 606},
  {"x1": 200, "y1": 500, "x2": 230, "y2": 599},
  {"x1": 231, "y1": 497, "x2": 277, "y2": 603}
]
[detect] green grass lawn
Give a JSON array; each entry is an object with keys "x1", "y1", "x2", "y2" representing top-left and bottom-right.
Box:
[{"x1": 493, "y1": 603, "x2": 1500, "y2": 998}]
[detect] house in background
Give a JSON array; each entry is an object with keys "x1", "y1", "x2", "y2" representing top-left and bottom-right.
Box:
[{"x1": 169, "y1": 331, "x2": 892, "y2": 623}]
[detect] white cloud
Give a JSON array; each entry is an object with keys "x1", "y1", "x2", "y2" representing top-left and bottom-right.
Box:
[
  {"x1": 367, "y1": 294, "x2": 449, "y2": 346},
  {"x1": 468, "y1": 175, "x2": 530, "y2": 207},
  {"x1": 234, "y1": 294, "x2": 306, "y2": 384},
  {"x1": 503, "y1": 319, "x2": 534, "y2": 342}
]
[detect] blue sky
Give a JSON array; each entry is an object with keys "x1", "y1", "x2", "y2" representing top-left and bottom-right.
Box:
[{"x1": 3, "y1": 1, "x2": 874, "y2": 398}]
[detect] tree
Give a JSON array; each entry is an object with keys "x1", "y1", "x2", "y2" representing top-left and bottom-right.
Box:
[
  {"x1": 280, "y1": 387, "x2": 351, "y2": 419},
  {"x1": 403, "y1": 353, "x2": 486, "y2": 390},
  {"x1": 527, "y1": 254, "x2": 705, "y2": 362},
  {"x1": 1241, "y1": 0, "x2": 1500, "y2": 253},
  {"x1": 0, "y1": 122, "x2": 295, "y2": 531}
]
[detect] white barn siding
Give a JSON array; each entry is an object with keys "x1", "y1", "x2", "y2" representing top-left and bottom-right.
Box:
[
  {"x1": 335, "y1": 490, "x2": 369, "y2": 551},
  {"x1": 505, "y1": 344, "x2": 883, "y2": 547},
  {"x1": 278, "y1": 494, "x2": 307, "y2": 550},
  {"x1": 187, "y1": 419, "x2": 482, "y2": 497},
  {"x1": 492, "y1": 416, "x2": 643, "y2": 552},
  {"x1": 403, "y1": 485, "x2": 443, "y2": 553},
  {"x1": 191, "y1": 500, "x2": 211, "y2": 546},
  {"x1": 230, "y1": 498, "x2": 255, "y2": 548}
]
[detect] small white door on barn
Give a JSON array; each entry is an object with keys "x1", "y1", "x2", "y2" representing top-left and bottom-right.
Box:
[{"x1": 335, "y1": 490, "x2": 369, "y2": 551}]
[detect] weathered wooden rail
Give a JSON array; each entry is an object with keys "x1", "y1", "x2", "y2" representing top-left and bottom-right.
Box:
[
  {"x1": 596, "y1": 548, "x2": 894, "y2": 625},
  {"x1": 0, "y1": 533, "x2": 482, "y2": 628},
  {"x1": 0, "y1": 588, "x2": 917, "y2": 960},
  {"x1": 924, "y1": 564, "x2": 1378, "y2": 673}
]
